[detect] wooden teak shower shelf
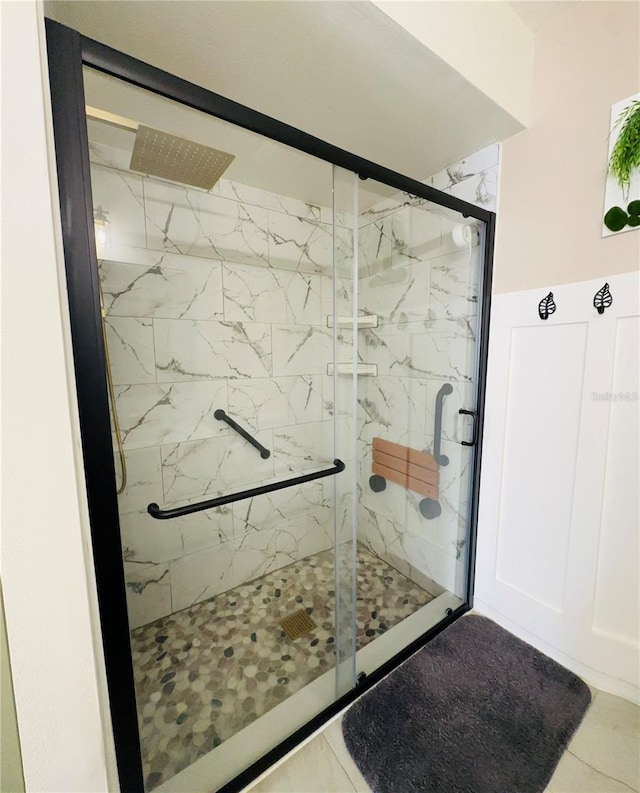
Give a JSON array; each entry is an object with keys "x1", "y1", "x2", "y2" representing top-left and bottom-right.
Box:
[
  {"x1": 372, "y1": 438, "x2": 439, "y2": 498},
  {"x1": 370, "y1": 437, "x2": 442, "y2": 519}
]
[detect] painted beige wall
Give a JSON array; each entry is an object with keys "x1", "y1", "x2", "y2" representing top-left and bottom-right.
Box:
[
  {"x1": 374, "y1": 0, "x2": 534, "y2": 126},
  {"x1": 494, "y1": 1, "x2": 640, "y2": 294},
  {"x1": 1, "y1": 2, "x2": 113, "y2": 790}
]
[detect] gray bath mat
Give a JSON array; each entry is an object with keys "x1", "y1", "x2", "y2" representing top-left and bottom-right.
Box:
[{"x1": 342, "y1": 615, "x2": 591, "y2": 793}]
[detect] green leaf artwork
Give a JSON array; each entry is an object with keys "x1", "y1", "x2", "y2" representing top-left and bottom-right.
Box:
[
  {"x1": 609, "y1": 99, "x2": 640, "y2": 197},
  {"x1": 604, "y1": 96, "x2": 640, "y2": 234},
  {"x1": 604, "y1": 206, "x2": 628, "y2": 232}
]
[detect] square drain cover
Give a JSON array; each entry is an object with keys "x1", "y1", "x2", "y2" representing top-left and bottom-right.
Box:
[{"x1": 279, "y1": 608, "x2": 316, "y2": 640}]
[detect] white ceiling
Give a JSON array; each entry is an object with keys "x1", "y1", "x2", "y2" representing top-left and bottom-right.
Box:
[
  {"x1": 46, "y1": 1, "x2": 523, "y2": 206},
  {"x1": 509, "y1": 1, "x2": 575, "y2": 33}
]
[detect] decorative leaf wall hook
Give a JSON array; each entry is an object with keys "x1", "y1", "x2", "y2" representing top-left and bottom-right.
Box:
[
  {"x1": 593, "y1": 283, "x2": 613, "y2": 314},
  {"x1": 538, "y1": 292, "x2": 556, "y2": 320}
]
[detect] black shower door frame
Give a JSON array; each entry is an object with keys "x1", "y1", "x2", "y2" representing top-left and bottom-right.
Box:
[{"x1": 44, "y1": 17, "x2": 495, "y2": 793}]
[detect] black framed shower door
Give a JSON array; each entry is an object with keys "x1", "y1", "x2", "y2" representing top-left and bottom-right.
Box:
[{"x1": 44, "y1": 17, "x2": 495, "y2": 793}]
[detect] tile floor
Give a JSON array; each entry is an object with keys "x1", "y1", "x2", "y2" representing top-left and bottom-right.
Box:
[
  {"x1": 245, "y1": 687, "x2": 640, "y2": 793},
  {"x1": 130, "y1": 544, "x2": 432, "y2": 790}
]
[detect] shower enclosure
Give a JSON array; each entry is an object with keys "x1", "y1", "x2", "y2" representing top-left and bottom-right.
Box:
[{"x1": 46, "y1": 18, "x2": 494, "y2": 793}]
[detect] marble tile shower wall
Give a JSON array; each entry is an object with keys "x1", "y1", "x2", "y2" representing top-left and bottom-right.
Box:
[
  {"x1": 90, "y1": 143, "x2": 344, "y2": 629},
  {"x1": 354, "y1": 144, "x2": 499, "y2": 595}
]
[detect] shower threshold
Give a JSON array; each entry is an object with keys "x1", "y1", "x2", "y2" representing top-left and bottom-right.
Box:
[{"x1": 131, "y1": 543, "x2": 433, "y2": 790}]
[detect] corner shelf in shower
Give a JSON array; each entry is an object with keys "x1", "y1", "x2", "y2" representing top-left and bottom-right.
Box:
[
  {"x1": 326, "y1": 314, "x2": 379, "y2": 329},
  {"x1": 326, "y1": 363, "x2": 378, "y2": 377}
]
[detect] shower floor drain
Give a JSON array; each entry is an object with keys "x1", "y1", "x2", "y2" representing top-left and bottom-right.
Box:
[{"x1": 279, "y1": 608, "x2": 317, "y2": 640}]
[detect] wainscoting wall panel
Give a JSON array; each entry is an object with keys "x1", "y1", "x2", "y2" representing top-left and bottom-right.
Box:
[
  {"x1": 476, "y1": 271, "x2": 639, "y2": 701},
  {"x1": 495, "y1": 323, "x2": 588, "y2": 613},
  {"x1": 591, "y1": 315, "x2": 639, "y2": 645}
]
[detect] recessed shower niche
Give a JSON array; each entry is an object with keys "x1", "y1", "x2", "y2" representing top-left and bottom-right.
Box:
[{"x1": 46, "y1": 21, "x2": 494, "y2": 793}]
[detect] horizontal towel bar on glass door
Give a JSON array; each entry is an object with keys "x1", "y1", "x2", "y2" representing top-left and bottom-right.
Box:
[
  {"x1": 147, "y1": 459, "x2": 346, "y2": 520},
  {"x1": 214, "y1": 409, "x2": 270, "y2": 459}
]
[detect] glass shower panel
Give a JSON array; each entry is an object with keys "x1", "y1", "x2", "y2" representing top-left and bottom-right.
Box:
[
  {"x1": 331, "y1": 166, "x2": 359, "y2": 698},
  {"x1": 82, "y1": 66, "x2": 357, "y2": 791},
  {"x1": 353, "y1": 178, "x2": 484, "y2": 669}
]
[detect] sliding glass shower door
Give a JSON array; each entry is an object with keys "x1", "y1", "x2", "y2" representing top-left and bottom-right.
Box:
[
  {"x1": 83, "y1": 66, "x2": 366, "y2": 790},
  {"x1": 351, "y1": 178, "x2": 485, "y2": 676},
  {"x1": 48, "y1": 23, "x2": 492, "y2": 791}
]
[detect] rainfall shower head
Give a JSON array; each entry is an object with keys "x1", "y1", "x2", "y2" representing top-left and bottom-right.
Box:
[{"x1": 129, "y1": 125, "x2": 235, "y2": 190}]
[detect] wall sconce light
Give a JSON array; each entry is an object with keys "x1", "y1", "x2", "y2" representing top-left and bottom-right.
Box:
[{"x1": 93, "y1": 205, "x2": 110, "y2": 259}]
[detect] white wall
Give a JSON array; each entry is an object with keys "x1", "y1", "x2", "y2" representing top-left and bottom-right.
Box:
[
  {"x1": 476, "y1": 272, "x2": 639, "y2": 701},
  {"x1": 0, "y1": 2, "x2": 113, "y2": 790}
]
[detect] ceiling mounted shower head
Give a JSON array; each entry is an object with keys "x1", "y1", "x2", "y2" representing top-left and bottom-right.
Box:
[{"x1": 129, "y1": 125, "x2": 235, "y2": 190}]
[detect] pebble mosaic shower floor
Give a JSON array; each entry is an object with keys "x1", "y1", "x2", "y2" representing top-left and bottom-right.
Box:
[{"x1": 130, "y1": 544, "x2": 433, "y2": 790}]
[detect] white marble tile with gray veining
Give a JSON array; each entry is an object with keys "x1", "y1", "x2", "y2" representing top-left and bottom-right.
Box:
[
  {"x1": 160, "y1": 431, "x2": 275, "y2": 504},
  {"x1": 334, "y1": 224, "x2": 355, "y2": 275},
  {"x1": 323, "y1": 369, "x2": 362, "y2": 421},
  {"x1": 358, "y1": 191, "x2": 427, "y2": 228},
  {"x1": 358, "y1": 218, "x2": 394, "y2": 277},
  {"x1": 272, "y1": 421, "x2": 334, "y2": 476},
  {"x1": 222, "y1": 262, "x2": 323, "y2": 324},
  {"x1": 444, "y1": 166, "x2": 498, "y2": 212},
  {"x1": 217, "y1": 179, "x2": 323, "y2": 222},
  {"x1": 222, "y1": 262, "x2": 286, "y2": 323},
  {"x1": 227, "y1": 375, "x2": 323, "y2": 431},
  {"x1": 428, "y1": 143, "x2": 499, "y2": 193},
  {"x1": 154, "y1": 318, "x2": 271, "y2": 382},
  {"x1": 170, "y1": 537, "x2": 264, "y2": 612},
  {"x1": 116, "y1": 446, "x2": 164, "y2": 514},
  {"x1": 99, "y1": 251, "x2": 224, "y2": 320},
  {"x1": 272, "y1": 324, "x2": 332, "y2": 376},
  {"x1": 357, "y1": 503, "x2": 460, "y2": 595},
  {"x1": 286, "y1": 506, "x2": 334, "y2": 560},
  {"x1": 124, "y1": 560, "x2": 172, "y2": 629},
  {"x1": 88, "y1": 139, "x2": 132, "y2": 172},
  {"x1": 388, "y1": 317, "x2": 476, "y2": 382},
  {"x1": 355, "y1": 325, "x2": 390, "y2": 376},
  {"x1": 357, "y1": 376, "x2": 429, "y2": 438},
  {"x1": 104, "y1": 317, "x2": 156, "y2": 385},
  {"x1": 279, "y1": 269, "x2": 326, "y2": 324},
  {"x1": 121, "y1": 502, "x2": 235, "y2": 566},
  {"x1": 90, "y1": 164, "x2": 147, "y2": 251},
  {"x1": 169, "y1": 526, "x2": 318, "y2": 612},
  {"x1": 177, "y1": 497, "x2": 236, "y2": 556},
  {"x1": 390, "y1": 204, "x2": 454, "y2": 267},
  {"x1": 120, "y1": 510, "x2": 185, "y2": 566},
  {"x1": 143, "y1": 179, "x2": 269, "y2": 266},
  {"x1": 359, "y1": 260, "x2": 431, "y2": 325},
  {"x1": 113, "y1": 381, "x2": 228, "y2": 450},
  {"x1": 268, "y1": 212, "x2": 333, "y2": 273},
  {"x1": 319, "y1": 205, "x2": 352, "y2": 228},
  {"x1": 385, "y1": 525, "x2": 463, "y2": 596},
  {"x1": 232, "y1": 480, "x2": 328, "y2": 536},
  {"x1": 428, "y1": 249, "x2": 480, "y2": 321}
]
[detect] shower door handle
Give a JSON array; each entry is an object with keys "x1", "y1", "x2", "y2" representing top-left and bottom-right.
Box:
[{"x1": 459, "y1": 409, "x2": 478, "y2": 447}]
